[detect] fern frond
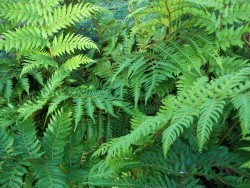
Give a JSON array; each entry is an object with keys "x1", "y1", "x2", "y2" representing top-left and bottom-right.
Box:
[
  {"x1": 197, "y1": 99, "x2": 225, "y2": 149},
  {"x1": 19, "y1": 77, "x2": 30, "y2": 94},
  {"x1": 61, "y1": 55, "x2": 94, "y2": 71},
  {"x1": 0, "y1": 1, "x2": 44, "y2": 25},
  {"x1": 73, "y1": 97, "x2": 84, "y2": 131},
  {"x1": 222, "y1": 3, "x2": 250, "y2": 25},
  {"x1": 18, "y1": 96, "x2": 48, "y2": 120},
  {"x1": 0, "y1": 127, "x2": 14, "y2": 158},
  {"x1": 21, "y1": 52, "x2": 58, "y2": 76},
  {"x1": 42, "y1": 109, "x2": 72, "y2": 161},
  {"x1": 216, "y1": 25, "x2": 249, "y2": 50},
  {"x1": 47, "y1": 94, "x2": 70, "y2": 117},
  {"x1": 43, "y1": 3, "x2": 103, "y2": 36},
  {"x1": 0, "y1": 27, "x2": 47, "y2": 52},
  {"x1": 33, "y1": 160, "x2": 67, "y2": 188},
  {"x1": 3, "y1": 79, "x2": 13, "y2": 101},
  {"x1": 50, "y1": 33, "x2": 98, "y2": 56},
  {"x1": 15, "y1": 120, "x2": 42, "y2": 159},
  {"x1": 0, "y1": 160, "x2": 28, "y2": 188},
  {"x1": 231, "y1": 93, "x2": 250, "y2": 136},
  {"x1": 162, "y1": 107, "x2": 197, "y2": 157}
]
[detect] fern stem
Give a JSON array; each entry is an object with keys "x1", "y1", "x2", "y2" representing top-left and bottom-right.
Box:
[
  {"x1": 219, "y1": 119, "x2": 239, "y2": 145},
  {"x1": 92, "y1": 18, "x2": 103, "y2": 39},
  {"x1": 152, "y1": 121, "x2": 171, "y2": 141}
]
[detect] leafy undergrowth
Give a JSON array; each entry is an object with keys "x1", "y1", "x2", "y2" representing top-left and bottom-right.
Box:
[{"x1": 0, "y1": 0, "x2": 250, "y2": 187}]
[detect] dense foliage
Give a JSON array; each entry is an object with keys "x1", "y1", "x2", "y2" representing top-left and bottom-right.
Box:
[{"x1": 0, "y1": 0, "x2": 250, "y2": 187}]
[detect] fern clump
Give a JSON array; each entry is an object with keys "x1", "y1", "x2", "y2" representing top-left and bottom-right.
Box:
[{"x1": 0, "y1": 0, "x2": 250, "y2": 187}]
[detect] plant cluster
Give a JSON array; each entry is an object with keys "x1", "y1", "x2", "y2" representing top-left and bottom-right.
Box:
[{"x1": 0, "y1": 0, "x2": 250, "y2": 187}]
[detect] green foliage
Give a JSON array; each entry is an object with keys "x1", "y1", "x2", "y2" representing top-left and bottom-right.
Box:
[{"x1": 0, "y1": 0, "x2": 250, "y2": 187}]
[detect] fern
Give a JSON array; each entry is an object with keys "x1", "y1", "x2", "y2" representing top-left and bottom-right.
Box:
[
  {"x1": 50, "y1": 33, "x2": 98, "y2": 56},
  {"x1": 0, "y1": 0, "x2": 250, "y2": 187},
  {"x1": 197, "y1": 99, "x2": 225, "y2": 149},
  {"x1": 232, "y1": 93, "x2": 250, "y2": 136},
  {"x1": 15, "y1": 120, "x2": 42, "y2": 159},
  {"x1": 42, "y1": 109, "x2": 72, "y2": 161}
]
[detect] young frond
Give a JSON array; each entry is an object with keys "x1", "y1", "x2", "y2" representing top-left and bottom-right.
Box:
[{"x1": 50, "y1": 33, "x2": 98, "y2": 56}]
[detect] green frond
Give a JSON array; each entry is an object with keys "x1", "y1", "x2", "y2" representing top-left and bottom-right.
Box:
[
  {"x1": 21, "y1": 53, "x2": 58, "y2": 76},
  {"x1": 86, "y1": 97, "x2": 95, "y2": 122},
  {"x1": 0, "y1": 27, "x2": 47, "y2": 52},
  {"x1": 0, "y1": 1, "x2": 44, "y2": 25},
  {"x1": 222, "y1": 3, "x2": 250, "y2": 25},
  {"x1": 213, "y1": 57, "x2": 248, "y2": 76},
  {"x1": 162, "y1": 108, "x2": 197, "y2": 156},
  {"x1": 231, "y1": 93, "x2": 250, "y2": 136},
  {"x1": 3, "y1": 79, "x2": 13, "y2": 101},
  {"x1": 42, "y1": 109, "x2": 72, "y2": 161},
  {"x1": 29, "y1": 71, "x2": 44, "y2": 85},
  {"x1": 0, "y1": 105, "x2": 17, "y2": 127},
  {"x1": 0, "y1": 160, "x2": 28, "y2": 188},
  {"x1": 23, "y1": 173, "x2": 33, "y2": 188},
  {"x1": 61, "y1": 55, "x2": 94, "y2": 71},
  {"x1": 43, "y1": 3, "x2": 103, "y2": 36},
  {"x1": 18, "y1": 96, "x2": 48, "y2": 120},
  {"x1": 197, "y1": 99, "x2": 225, "y2": 150},
  {"x1": 33, "y1": 160, "x2": 67, "y2": 188},
  {"x1": 50, "y1": 33, "x2": 98, "y2": 56},
  {"x1": 216, "y1": 25, "x2": 249, "y2": 50},
  {"x1": 144, "y1": 62, "x2": 168, "y2": 103},
  {"x1": 191, "y1": 9, "x2": 219, "y2": 33},
  {"x1": 0, "y1": 127, "x2": 14, "y2": 158},
  {"x1": 47, "y1": 94, "x2": 70, "y2": 117},
  {"x1": 18, "y1": 77, "x2": 30, "y2": 94},
  {"x1": 94, "y1": 115, "x2": 169, "y2": 158},
  {"x1": 73, "y1": 97, "x2": 84, "y2": 131},
  {"x1": 15, "y1": 120, "x2": 42, "y2": 159},
  {"x1": 18, "y1": 71, "x2": 68, "y2": 120}
]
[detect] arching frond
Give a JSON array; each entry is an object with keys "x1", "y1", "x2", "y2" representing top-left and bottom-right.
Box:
[{"x1": 50, "y1": 33, "x2": 98, "y2": 56}]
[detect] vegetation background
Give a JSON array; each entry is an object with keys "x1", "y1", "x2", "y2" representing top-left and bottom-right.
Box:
[{"x1": 0, "y1": 0, "x2": 250, "y2": 187}]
